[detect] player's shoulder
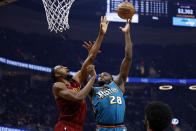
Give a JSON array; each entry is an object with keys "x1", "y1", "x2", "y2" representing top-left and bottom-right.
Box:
[
  {"x1": 52, "y1": 82, "x2": 66, "y2": 90},
  {"x1": 111, "y1": 81, "x2": 118, "y2": 86},
  {"x1": 72, "y1": 70, "x2": 81, "y2": 83}
]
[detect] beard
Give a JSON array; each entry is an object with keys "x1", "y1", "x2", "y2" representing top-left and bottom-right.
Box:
[
  {"x1": 64, "y1": 74, "x2": 73, "y2": 81},
  {"x1": 97, "y1": 80, "x2": 105, "y2": 86},
  {"x1": 98, "y1": 79, "x2": 111, "y2": 86}
]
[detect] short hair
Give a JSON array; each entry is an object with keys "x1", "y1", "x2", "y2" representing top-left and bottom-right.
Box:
[
  {"x1": 145, "y1": 101, "x2": 172, "y2": 131},
  {"x1": 103, "y1": 72, "x2": 113, "y2": 80},
  {"x1": 51, "y1": 65, "x2": 62, "y2": 82},
  {"x1": 51, "y1": 67, "x2": 56, "y2": 82}
]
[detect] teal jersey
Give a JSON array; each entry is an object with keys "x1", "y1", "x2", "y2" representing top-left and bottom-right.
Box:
[{"x1": 92, "y1": 81, "x2": 125, "y2": 124}]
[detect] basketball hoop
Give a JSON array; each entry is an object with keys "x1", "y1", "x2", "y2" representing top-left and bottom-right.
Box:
[{"x1": 42, "y1": 0, "x2": 75, "y2": 33}]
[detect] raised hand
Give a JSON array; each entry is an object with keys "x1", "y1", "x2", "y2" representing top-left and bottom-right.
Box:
[
  {"x1": 87, "y1": 65, "x2": 96, "y2": 77},
  {"x1": 120, "y1": 19, "x2": 131, "y2": 34},
  {"x1": 100, "y1": 16, "x2": 109, "y2": 35},
  {"x1": 82, "y1": 41, "x2": 101, "y2": 54}
]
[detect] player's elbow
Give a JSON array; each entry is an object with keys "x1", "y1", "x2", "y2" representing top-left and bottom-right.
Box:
[{"x1": 74, "y1": 95, "x2": 84, "y2": 101}]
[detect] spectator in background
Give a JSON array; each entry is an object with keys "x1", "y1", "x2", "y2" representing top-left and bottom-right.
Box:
[
  {"x1": 174, "y1": 127, "x2": 181, "y2": 131},
  {"x1": 144, "y1": 101, "x2": 173, "y2": 131}
]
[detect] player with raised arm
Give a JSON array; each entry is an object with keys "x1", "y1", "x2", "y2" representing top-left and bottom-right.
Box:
[
  {"x1": 51, "y1": 16, "x2": 109, "y2": 131},
  {"x1": 83, "y1": 20, "x2": 133, "y2": 131}
]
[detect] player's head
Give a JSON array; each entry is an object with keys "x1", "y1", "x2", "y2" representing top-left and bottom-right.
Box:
[
  {"x1": 51, "y1": 65, "x2": 73, "y2": 82},
  {"x1": 144, "y1": 101, "x2": 172, "y2": 131},
  {"x1": 98, "y1": 72, "x2": 113, "y2": 86}
]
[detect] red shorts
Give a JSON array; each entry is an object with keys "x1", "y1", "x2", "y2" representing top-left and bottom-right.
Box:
[{"x1": 54, "y1": 120, "x2": 83, "y2": 131}]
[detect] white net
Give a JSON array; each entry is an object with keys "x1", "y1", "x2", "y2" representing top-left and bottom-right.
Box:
[{"x1": 42, "y1": 0, "x2": 75, "y2": 33}]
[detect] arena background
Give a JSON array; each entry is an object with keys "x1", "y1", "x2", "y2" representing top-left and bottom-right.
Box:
[{"x1": 0, "y1": 0, "x2": 196, "y2": 130}]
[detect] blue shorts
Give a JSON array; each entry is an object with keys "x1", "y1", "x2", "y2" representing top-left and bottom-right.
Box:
[{"x1": 96, "y1": 126, "x2": 127, "y2": 131}]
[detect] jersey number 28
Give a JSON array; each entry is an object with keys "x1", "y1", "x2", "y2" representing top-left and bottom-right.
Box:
[{"x1": 109, "y1": 96, "x2": 122, "y2": 104}]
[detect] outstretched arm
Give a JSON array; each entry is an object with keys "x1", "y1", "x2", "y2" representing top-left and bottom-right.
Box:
[
  {"x1": 115, "y1": 20, "x2": 133, "y2": 94},
  {"x1": 88, "y1": 16, "x2": 109, "y2": 56},
  {"x1": 74, "y1": 16, "x2": 109, "y2": 85}
]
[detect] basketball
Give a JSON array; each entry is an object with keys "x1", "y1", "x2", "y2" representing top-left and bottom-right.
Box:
[{"x1": 117, "y1": 2, "x2": 135, "y2": 19}]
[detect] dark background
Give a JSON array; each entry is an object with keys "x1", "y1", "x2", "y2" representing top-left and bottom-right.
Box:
[{"x1": 0, "y1": 0, "x2": 196, "y2": 130}]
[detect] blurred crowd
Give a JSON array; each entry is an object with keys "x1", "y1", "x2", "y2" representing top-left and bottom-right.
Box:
[
  {"x1": 0, "y1": 68, "x2": 196, "y2": 131},
  {"x1": 0, "y1": 73, "x2": 56, "y2": 131},
  {"x1": 0, "y1": 28, "x2": 196, "y2": 79},
  {"x1": 0, "y1": 27, "x2": 196, "y2": 131}
]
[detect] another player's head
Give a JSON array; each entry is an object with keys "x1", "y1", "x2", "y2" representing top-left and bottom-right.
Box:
[
  {"x1": 144, "y1": 101, "x2": 172, "y2": 131},
  {"x1": 98, "y1": 72, "x2": 113, "y2": 86},
  {"x1": 51, "y1": 65, "x2": 73, "y2": 82}
]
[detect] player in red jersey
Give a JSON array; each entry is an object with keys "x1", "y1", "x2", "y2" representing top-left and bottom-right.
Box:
[
  {"x1": 52, "y1": 65, "x2": 96, "y2": 131},
  {"x1": 51, "y1": 16, "x2": 109, "y2": 131}
]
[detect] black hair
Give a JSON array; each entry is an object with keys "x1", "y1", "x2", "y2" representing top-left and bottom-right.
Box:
[
  {"x1": 145, "y1": 101, "x2": 172, "y2": 131},
  {"x1": 51, "y1": 68, "x2": 56, "y2": 82}
]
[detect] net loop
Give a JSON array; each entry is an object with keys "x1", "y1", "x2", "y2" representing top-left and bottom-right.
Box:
[{"x1": 42, "y1": 0, "x2": 75, "y2": 33}]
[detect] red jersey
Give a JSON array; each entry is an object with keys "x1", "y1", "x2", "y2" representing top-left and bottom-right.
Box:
[{"x1": 55, "y1": 79, "x2": 87, "y2": 131}]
